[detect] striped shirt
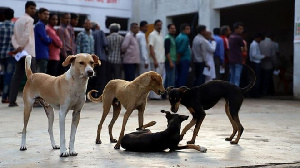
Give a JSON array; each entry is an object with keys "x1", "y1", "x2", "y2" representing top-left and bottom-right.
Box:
[
  {"x1": 106, "y1": 32, "x2": 124, "y2": 64},
  {"x1": 56, "y1": 24, "x2": 72, "y2": 58},
  {"x1": 0, "y1": 20, "x2": 14, "y2": 59}
]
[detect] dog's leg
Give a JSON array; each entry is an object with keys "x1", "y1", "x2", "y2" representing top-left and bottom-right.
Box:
[
  {"x1": 114, "y1": 109, "x2": 134, "y2": 149},
  {"x1": 96, "y1": 101, "x2": 111, "y2": 144},
  {"x1": 20, "y1": 98, "x2": 34, "y2": 151},
  {"x1": 136, "y1": 105, "x2": 145, "y2": 130},
  {"x1": 59, "y1": 107, "x2": 69, "y2": 157},
  {"x1": 231, "y1": 114, "x2": 244, "y2": 144},
  {"x1": 180, "y1": 118, "x2": 197, "y2": 141},
  {"x1": 69, "y1": 109, "x2": 81, "y2": 156},
  {"x1": 225, "y1": 100, "x2": 238, "y2": 141},
  {"x1": 174, "y1": 144, "x2": 207, "y2": 153},
  {"x1": 43, "y1": 104, "x2": 59, "y2": 149},
  {"x1": 108, "y1": 102, "x2": 121, "y2": 143},
  {"x1": 188, "y1": 113, "x2": 206, "y2": 144}
]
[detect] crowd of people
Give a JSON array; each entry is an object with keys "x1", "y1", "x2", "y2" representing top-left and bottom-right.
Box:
[{"x1": 0, "y1": 1, "x2": 280, "y2": 106}]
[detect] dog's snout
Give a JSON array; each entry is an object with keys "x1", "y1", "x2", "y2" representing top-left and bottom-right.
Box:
[
  {"x1": 87, "y1": 70, "x2": 94, "y2": 77},
  {"x1": 158, "y1": 90, "x2": 165, "y2": 95}
]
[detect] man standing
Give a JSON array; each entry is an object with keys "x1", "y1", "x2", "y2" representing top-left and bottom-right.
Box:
[
  {"x1": 0, "y1": 8, "x2": 15, "y2": 103},
  {"x1": 9, "y1": 1, "x2": 37, "y2": 107},
  {"x1": 106, "y1": 23, "x2": 124, "y2": 79},
  {"x1": 164, "y1": 24, "x2": 177, "y2": 88},
  {"x1": 68, "y1": 13, "x2": 78, "y2": 55},
  {"x1": 121, "y1": 22, "x2": 140, "y2": 81},
  {"x1": 213, "y1": 28, "x2": 225, "y2": 80},
  {"x1": 46, "y1": 13, "x2": 62, "y2": 76},
  {"x1": 34, "y1": 8, "x2": 51, "y2": 73},
  {"x1": 260, "y1": 32, "x2": 276, "y2": 96},
  {"x1": 92, "y1": 22, "x2": 108, "y2": 96},
  {"x1": 136, "y1": 21, "x2": 150, "y2": 75},
  {"x1": 57, "y1": 13, "x2": 71, "y2": 75},
  {"x1": 175, "y1": 23, "x2": 191, "y2": 87},
  {"x1": 148, "y1": 19, "x2": 165, "y2": 100},
  {"x1": 220, "y1": 25, "x2": 231, "y2": 81},
  {"x1": 76, "y1": 19, "x2": 94, "y2": 54},
  {"x1": 249, "y1": 33, "x2": 265, "y2": 97},
  {"x1": 228, "y1": 22, "x2": 244, "y2": 87}
]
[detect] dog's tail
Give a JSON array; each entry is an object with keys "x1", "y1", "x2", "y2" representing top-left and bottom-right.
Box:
[
  {"x1": 25, "y1": 55, "x2": 33, "y2": 78},
  {"x1": 241, "y1": 64, "x2": 256, "y2": 94},
  {"x1": 87, "y1": 90, "x2": 102, "y2": 103}
]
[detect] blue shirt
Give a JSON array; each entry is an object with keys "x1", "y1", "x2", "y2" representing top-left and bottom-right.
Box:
[
  {"x1": 93, "y1": 30, "x2": 108, "y2": 61},
  {"x1": 34, "y1": 20, "x2": 52, "y2": 60},
  {"x1": 213, "y1": 35, "x2": 225, "y2": 64},
  {"x1": 0, "y1": 20, "x2": 14, "y2": 59},
  {"x1": 175, "y1": 33, "x2": 191, "y2": 61}
]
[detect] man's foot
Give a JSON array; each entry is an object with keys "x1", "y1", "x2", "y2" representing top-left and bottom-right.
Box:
[
  {"x1": 2, "y1": 99, "x2": 9, "y2": 103},
  {"x1": 8, "y1": 102, "x2": 18, "y2": 107}
]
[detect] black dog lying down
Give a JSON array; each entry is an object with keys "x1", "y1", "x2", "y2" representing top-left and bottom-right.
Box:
[{"x1": 121, "y1": 110, "x2": 207, "y2": 152}]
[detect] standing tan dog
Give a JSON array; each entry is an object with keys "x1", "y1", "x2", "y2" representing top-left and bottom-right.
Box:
[
  {"x1": 21, "y1": 54, "x2": 100, "y2": 157},
  {"x1": 87, "y1": 71, "x2": 165, "y2": 149}
]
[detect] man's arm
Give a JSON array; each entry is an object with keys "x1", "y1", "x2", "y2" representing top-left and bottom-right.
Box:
[
  {"x1": 165, "y1": 38, "x2": 174, "y2": 69},
  {"x1": 148, "y1": 34, "x2": 158, "y2": 68}
]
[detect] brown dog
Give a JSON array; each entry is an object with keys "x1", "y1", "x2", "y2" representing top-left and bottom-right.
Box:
[
  {"x1": 87, "y1": 71, "x2": 165, "y2": 149},
  {"x1": 21, "y1": 54, "x2": 100, "y2": 157}
]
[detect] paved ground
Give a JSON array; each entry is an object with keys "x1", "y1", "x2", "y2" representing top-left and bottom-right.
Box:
[{"x1": 0, "y1": 95, "x2": 300, "y2": 168}]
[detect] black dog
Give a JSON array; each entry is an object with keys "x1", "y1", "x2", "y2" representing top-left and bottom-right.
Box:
[
  {"x1": 166, "y1": 65, "x2": 256, "y2": 145},
  {"x1": 121, "y1": 110, "x2": 207, "y2": 152}
]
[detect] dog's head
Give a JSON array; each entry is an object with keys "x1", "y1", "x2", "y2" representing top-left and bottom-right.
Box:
[
  {"x1": 166, "y1": 86, "x2": 190, "y2": 113},
  {"x1": 62, "y1": 53, "x2": 101, "y2": 78},
  {"x1": 161, "y1": 110, "x2": 189, "y2": 127},
  {"x1": 148, "y1": 71, "x2": 165, "y2": 95}
]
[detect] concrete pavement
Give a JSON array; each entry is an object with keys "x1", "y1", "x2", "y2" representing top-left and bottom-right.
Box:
[{"x1": 0, "y1": 95, "x2": 300, "y2": 168}]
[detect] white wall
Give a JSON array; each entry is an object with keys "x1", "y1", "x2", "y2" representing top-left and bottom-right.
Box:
[{"x1": 0, "y1": 0, "x2": 132, "y2": 33}]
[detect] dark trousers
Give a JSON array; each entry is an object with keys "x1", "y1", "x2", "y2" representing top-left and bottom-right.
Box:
[
  {"x1": 214, "y1": 56, "x2": 221, "y2": 80},
  {"x1": 9, "y1": 57, "x2": 36, "y2": 104},
  {"x1": 36, "y1": 59, "x2": 48, "y2": 73},
  {"x1": 58, "y1": 51, "x2": 72, "y2": 76},
  {"x1": 123, "y1": 63, "x2": 137, "y2": 81},
  {"x1": 261, "y1": 68, "x2": 274, "y2": 96},
  {"x1": 194, "y1": 62, "x2": 205, "y2": 86},
  {"x1": 175, "y1": 60, "x2": 190, "y2": 87},
  {"x1": 0, "y1": 57, "x2": 16, "y2": 100},
  {"x1": 108, "y1": 62, "x2": 122, "y2": 80},
  {"x1": 250, "y1": 62, "x2": 261, "y2": 97},
  {"x1": 87, "y1": 60, "x2": 110, "y2": 96},
  {"x1": 47, "y1": 60, "x2": 60, "y2": 76}
]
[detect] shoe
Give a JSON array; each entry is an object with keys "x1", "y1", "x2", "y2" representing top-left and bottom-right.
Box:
[
  {"x1": 2, "y1": 99, "x2": 9, "y2": 103},
  {"x1": 8, "y1": 102, "x2": 19, "y2": 107}
]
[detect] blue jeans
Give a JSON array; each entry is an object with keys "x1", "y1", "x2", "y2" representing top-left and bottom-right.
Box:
[
  {"x1": 194, "y1": 62, "x2": 206, "y2": 86},
  {"x1": 123, "y1": 63, "x2": 137, "y2": 81},
  {"x1": 164, "y1": 60, "x2": 176, "y2": 88},
  {"x1": 229, "y1": 64, "x2": 243, "y2": 87},
  {"x1": 0, "y1": 57, "x2": 16, "y2": 100},
  {"x1": 175, "y1": 60, "x2": 190, "y2": 87}
]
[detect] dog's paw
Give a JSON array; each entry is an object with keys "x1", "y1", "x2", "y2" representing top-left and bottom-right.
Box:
[
  {"x1": 60, "y1": 151, "x2": 69, "y2": 157},
  {"x1": 114, "y1": 144, "x2": 120, "y2": 149},
  {"x1": 110, "y1": 139, "x2": 117, "y2": 143},
  {"x1": 187, "y1": 140, "x2": 195, "y2": 144},
  {"x1": 230, "y1": 141, "x2": 238, "y2": 145},
  {"x1": 20, "y1": 146, "x2": 27, "y2": 151},
  {"x1": 69, "y1": 151, "x2": 78, "y2": 156},
  {"x1": 225, "y1": 138, "x2": 232, "y2": 141},
  {"x1": 200, "y1": 146, "x2": 207, "y2": 153},
  {"x1": 95, "y1": 140, "x2": 102, "y2": 144},
  {"x1": 52, "y1": 145, "x2": 60, "y2": 149}
]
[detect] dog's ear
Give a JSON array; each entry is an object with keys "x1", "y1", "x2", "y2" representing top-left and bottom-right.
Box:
[
  {"x1": 150, "y1": 73, "x2": 162, "y2": 82},
  {"x1": 166, "y1": 86, "x2": 174, "y2": 93},
  {"x1": 91, "y1": 54, "x2": 101, "y2": 66},
  {"x1": 178, "y1": 86, "x2": 190, "y2": 93},
  {"x1": 162, "y1": 110, "x2": 172, "y2": 120},
  {"x1": 180, "y1": 115, "x2": 189, "y2": 122},
  {"x1": 62, "y1": 55, "x2": 76, "y2": 67}
]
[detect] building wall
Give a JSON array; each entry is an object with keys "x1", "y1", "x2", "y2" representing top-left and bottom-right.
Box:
[
  {"x1": 0, "y1": 0, "x2": 132, "y2": 33},
  {"x1": 294, "y1": 0, "x2": 300, "y2": 98}
]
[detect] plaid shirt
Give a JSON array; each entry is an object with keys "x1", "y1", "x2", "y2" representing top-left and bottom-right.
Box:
[
  {"x1": 106, "y1": 32, "x2": 124, "y2": 64},
  {"x1": 76, "y1": 30, "x2": 94, "y2": 54},
  {"x1": 0, "y1": 20, "x2": 14, "y2": 59}
]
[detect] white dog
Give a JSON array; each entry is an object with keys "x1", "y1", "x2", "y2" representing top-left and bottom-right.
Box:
[{"x1": 20, "y1": 54, "x2": 100, "y2": 157}]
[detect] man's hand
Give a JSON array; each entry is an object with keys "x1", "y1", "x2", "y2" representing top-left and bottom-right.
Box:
[
  {"x1": 144, "y1": 63, "x2": 149, "y2": 69},
  {"x1": 170, "y1": 61, "x2": 174, "y2": 69},
  {"x1": 154, "y1": 60, "x2": 159, "y2": 68}
]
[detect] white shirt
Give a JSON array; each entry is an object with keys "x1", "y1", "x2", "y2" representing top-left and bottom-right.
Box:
[
  {"x1": 192, "y1": 34, "x2": 215, "y2": 63},
  {"x1": 12, "y1": 13, "x2": 35, "y2": 57},
  {"x1": 148, "y1": 30, "x2": 165, "y2": 63},
  {"x1": 249, "y1": 40, "x2": 265, "y2": 63},
  {"x1": 136, "y1": 31, "x2": 149, "y2": 64}
]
